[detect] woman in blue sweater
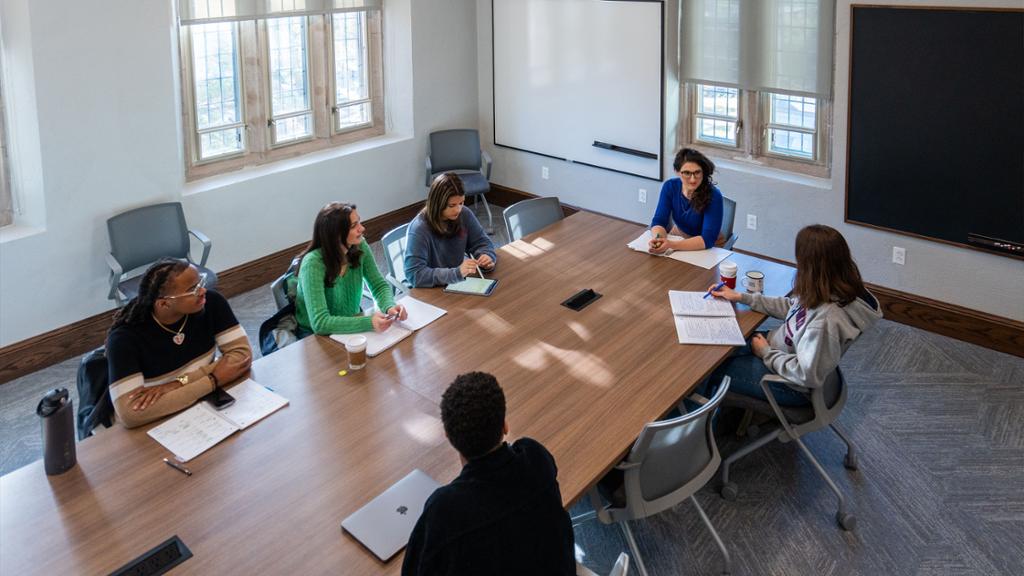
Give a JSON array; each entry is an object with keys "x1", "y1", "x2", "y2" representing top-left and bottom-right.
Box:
[
  {"x1": 649, "y1": 148, "x2": 724, "y2": 252},
  {"x1": 404, "y1": 172, "x2": 497, "y2": 288}
]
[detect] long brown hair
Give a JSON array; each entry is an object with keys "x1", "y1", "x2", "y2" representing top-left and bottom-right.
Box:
[
  {"x1": 109, "y1": 259, "x2": 190, "y2": 334},
  {"x1": 297, "y1": 202, "x2": 363, "y2": 288},
  {"x1": 673, "y1": 148, "x2": 716, "y2": 213},
  {"x1": 792, "y1": 225, "x2": 866, "y2": 309},
  {"x1": 422, "y1": 172, "x2": 465, "y2": 237}
]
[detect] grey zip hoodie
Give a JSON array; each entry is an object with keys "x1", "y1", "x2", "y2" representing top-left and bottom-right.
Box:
[{"x1": 739, "y1": 290, "x2": 883, "y2": 389}]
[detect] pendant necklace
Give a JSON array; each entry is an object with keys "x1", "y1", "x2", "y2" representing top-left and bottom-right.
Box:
[{"x1": 153, "y1": 313, "x2": 189, "y2": 345}]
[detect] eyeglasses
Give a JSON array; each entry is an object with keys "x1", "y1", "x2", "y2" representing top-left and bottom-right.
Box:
[
  {"x1": 680, "y1": 170, "x2": 703, "y2": 180},
  {"x1": 162, "y1": 273, "x2": 207, "y2": 300}
]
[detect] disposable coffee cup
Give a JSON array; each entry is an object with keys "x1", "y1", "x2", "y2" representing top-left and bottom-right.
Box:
[
  {"x1": 719, "y1": 261, "x2": 738, "y2": 289},
  {"x1": 742, "y1": 270, "x2": 765, "y2": 293},
  {"x1": 346, "y1": 335, "x2": 368, "y2": 370}
]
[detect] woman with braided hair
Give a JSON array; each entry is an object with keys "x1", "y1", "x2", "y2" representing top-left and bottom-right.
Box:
[{"x1": 106, "y1": 258, "x2": 252, "y2": 428}]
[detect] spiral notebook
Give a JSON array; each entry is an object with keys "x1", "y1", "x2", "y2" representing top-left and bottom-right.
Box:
[
  {"x1": 329, "y1": 296, "x2": 447, "y2": 357},
  {"x1": 668, "y1": 290, "x2": 745, "y2": 346}
]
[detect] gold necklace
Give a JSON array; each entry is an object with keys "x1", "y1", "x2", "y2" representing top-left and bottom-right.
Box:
[{"x1": 152, "y1": 313, "x2": 188, "y2": 345}]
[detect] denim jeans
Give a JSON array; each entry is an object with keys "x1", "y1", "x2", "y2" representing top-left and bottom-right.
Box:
[{"x1": 703, "y1": 344, "x2": 810, "y2": 407}]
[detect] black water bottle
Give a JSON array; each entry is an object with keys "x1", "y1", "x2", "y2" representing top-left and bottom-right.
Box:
[{"x1": 37, "y1": 388, "x2": 77, "y2": 475}]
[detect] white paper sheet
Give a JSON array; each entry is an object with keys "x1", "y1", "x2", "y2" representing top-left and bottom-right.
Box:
[
  {"x1": 218, "y1": 379, "x2": 289, "y2": 430},
  {"x1": 668, "y1": 290, "x2": 736, "y2": 317},
  {"x1": 331, "y1": 327, "x2": 412, "y2": 358},
  {"x1": 673, "y1": 316, "x2": 746, "y2": 346},
  {"x1": 147, "y1": 403, "x2": 238, "y2": 463},
  {"x1": 627, "y1": 230, "x2": 732, "y2": 269},
  {"x1": 394, "y1": 295, "x2": 447, "y2": 331}
]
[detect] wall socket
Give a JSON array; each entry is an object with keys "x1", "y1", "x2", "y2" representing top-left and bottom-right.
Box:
[
  {"x1": 892, "y1": 246, "x2": 906, "y2": 265},
  {"x1": 541, "y1": 166, "x2": 549, "y2": 180},
  {"x1": 746, "y1": 214, "x2": 757, "y2": 230},
  {"x1": 638, "y1": 188, "x2": 647, "y2": 203}
]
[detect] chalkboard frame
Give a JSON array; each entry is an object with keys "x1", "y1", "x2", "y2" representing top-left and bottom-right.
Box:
[{"x1": 844, "y1": 5, "x2": 1024, "y2": 261}]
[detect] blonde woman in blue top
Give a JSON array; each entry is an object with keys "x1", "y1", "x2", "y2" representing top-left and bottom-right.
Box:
[{"x1": 649, "y1": 148, "x2": 725, "y2": 252}]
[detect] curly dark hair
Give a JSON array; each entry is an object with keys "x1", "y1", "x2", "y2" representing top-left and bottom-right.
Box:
[
  {"x1": 440, "y1": 372, "x2": 506, "y2": 459},
  {"x1": 672, "y1": 148, "x2": 716, "y2": 214},
  {"x1": 108, "y1": 258, "x2": 190, "y2": 334}
]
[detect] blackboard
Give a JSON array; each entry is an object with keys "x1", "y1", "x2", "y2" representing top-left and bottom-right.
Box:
[{"x1": 846, "y1": 7, "x2": 1024, "y2": 259}]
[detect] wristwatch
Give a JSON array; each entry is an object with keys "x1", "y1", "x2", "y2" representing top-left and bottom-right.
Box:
[{"x1": 175, "y1": 374, "x2": 189, "y2": 387}]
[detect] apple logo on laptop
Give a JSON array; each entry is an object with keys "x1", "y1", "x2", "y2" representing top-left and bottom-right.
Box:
[{"x1": 396, "y1": 505, "x2": 408, "y2": 515}]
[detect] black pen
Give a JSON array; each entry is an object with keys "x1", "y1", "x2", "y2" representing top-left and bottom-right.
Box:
[{"x1": 163, "y1": 457, "x2": 192, "y2": 476}]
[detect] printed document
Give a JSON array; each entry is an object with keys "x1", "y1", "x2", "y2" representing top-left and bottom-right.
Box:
[
  {"x1": 628, "y1": 230, "x2": 732, "y2": 269},
  {"x1": 668, "y1": 291, "x2": 746, "y2": 346},
  {"x1": 330, "y1": 295, "x2": 447, "y2": 357}
]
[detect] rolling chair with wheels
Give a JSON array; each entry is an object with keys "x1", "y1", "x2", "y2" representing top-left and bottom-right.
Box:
[
  {"x1": 426, "y1": 129, "x2": 494, "y2": 232},
  {"x1": 719, "y1": 367, "x2": 859, "y2": 531}
]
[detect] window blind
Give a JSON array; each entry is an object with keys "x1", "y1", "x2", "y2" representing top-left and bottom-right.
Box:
[
  {"x1": 681, "y1": 0, "x2": 835, "y2": 98},
  {"x1": 178, "y1": 0, "x2": 382, "y2": 25}
]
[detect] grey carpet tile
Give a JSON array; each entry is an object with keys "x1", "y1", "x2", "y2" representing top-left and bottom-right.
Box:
[{"x1": 2, "y1": 214, "x2": 1023, "y2": 575}]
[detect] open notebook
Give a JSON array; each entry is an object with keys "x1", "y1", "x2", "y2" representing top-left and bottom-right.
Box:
[
  {"x1": 329, "y1": 295, "x2": 446, "y2": 357},
  {"x1": 669, "y1": 290, "x2": 746, "y2": 346},
  {"x1": 147, "y1": 379, "x2": 289, "y2": 462},
  {"x1": 628, "y1": 230, "x2": 732, "y2": 269}
]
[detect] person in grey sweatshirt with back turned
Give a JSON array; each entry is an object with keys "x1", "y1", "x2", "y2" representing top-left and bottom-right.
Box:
[
  {"x1": 707, "y1": 224, "x2": 883, "y2": 404},
  {"x1": 404, "y1": 172, "x2": 497, "y2": 288}
]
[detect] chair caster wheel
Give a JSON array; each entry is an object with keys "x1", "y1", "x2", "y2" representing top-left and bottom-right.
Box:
[
  {"x1": 844, "y1": 453, "x2": 859, "y2": 470},
  {"x1": 837, "y1": 512, "x2": 856, "y2": 531},
  {"x1": 720, "y1": 482, "x2": 738, "y2": 501}
]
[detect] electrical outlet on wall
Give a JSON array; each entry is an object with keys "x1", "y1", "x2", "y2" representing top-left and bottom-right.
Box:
[
  {"x1": 746, "y1": 214, "x2": 757, "y2": 230},
  {"x1": 541, "y1": 166, "x2": 549, "y2": 180},
  {"x1": 638, "y1": 188, "x2": 647, "y2": 203},
  {"x1": 892, "y1": 246, "x2": 906, "y2": 265}
]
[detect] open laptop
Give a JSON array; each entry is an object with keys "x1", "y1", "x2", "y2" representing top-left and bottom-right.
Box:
[{"x1": 341, "y1": 469, "x2": 441, "y2": 561}]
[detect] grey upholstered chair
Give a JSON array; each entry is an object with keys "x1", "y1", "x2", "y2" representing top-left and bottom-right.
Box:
[
  {"x1": 270, "y1": 258, "x2": 300, "y2": 311},
  {"x1": 426, "y1": 129, "x2": 494, "y2": 231},
  {"x1": 720, "y1": 196, "x2": 739, "y2": 250},
  {"x1": 574, "y1": 377, "x2": 733, "y2": 576},
  {"x1": 719, "y1": 367, "x2": 859, "y2": 531},
  {"x1": 577, "y1": 552, "x2": 630, "y2": 576},
  {"x1": 502, "y1": 196, "x2": 564, "y2": 242},
  {"x1": 381, "y1": 223, "x2": 411, "y2": 292},
  {"x1": 105, "y1": 202, "x2": 216, "y2": 306}
]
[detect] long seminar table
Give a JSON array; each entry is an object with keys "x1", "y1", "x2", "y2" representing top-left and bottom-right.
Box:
[{"x1": 0, "y1": 210, "x2": 794, "y2": 574}]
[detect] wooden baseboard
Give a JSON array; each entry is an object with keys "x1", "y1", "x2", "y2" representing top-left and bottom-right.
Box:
[
  {"x1": 731, "y1": 248, "x2": 1024, "y2": 358},
  {"x1": 0, "y1": 201, "x2": 424, "y2": 384},
  {"x1": 4, "y1": 190, "x2": 1021, "y2": 384}
]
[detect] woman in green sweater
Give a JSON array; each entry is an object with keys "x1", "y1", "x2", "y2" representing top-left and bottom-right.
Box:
[{"x1": 295, "y1": 202, "x2": 407, "y2": 335}]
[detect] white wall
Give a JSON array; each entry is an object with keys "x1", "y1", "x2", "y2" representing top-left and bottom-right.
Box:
[
  {"x1": 0, "y1": 0, "x2": 479, "y2": 346},
  {"x1": 476, "y1": 0, "x2": 1024, "y2": 322}
]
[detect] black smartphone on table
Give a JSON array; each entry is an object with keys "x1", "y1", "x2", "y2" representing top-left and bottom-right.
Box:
[{"x1": 201, "y1": 387, "x2": 235, "y2": 410}]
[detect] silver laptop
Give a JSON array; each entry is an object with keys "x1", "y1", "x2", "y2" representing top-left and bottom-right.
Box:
[{"x1": 341, "y1": 469, "x2": 441, "y2": 561}]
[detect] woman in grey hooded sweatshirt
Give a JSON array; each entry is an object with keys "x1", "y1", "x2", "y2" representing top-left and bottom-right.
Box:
[{"x1": 708, "y1": 224, "x2": 883, "y2": 405}]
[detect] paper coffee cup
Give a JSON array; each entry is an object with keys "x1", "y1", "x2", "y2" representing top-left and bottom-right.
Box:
[
  {"x1": 346, "y1": 335, "x2": 368, "y2": 370},
  {"x1": 719, "y1": 261, "x2": 738, "y2": 289}
]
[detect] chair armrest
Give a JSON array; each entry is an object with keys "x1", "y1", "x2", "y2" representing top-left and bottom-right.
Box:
[
  {"x1": 425, "y1": 155, "x2": 433, "y2": 187},
  {"x1": 188, "y1": 228, "x2": 212, "y2": 268},
  {"x1": 614, "y1": 460, "x2": 642, "y2": 471},
  {"x1": 105, "y1": 253, "x2": 124, "y2": 301},
  {"x1": 481, "y1": 149, "x2": 492, "y2": 180},
  {"x1": 385, "y1": 274, "x2": 410, "y2": 296}
]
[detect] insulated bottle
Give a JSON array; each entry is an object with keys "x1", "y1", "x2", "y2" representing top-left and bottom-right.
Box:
[{"x1": 37, "y1": 388, "x2": 77, "y2": 475}]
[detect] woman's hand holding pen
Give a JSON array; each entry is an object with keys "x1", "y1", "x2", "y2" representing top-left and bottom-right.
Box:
[
  {"x1": 475, "y1": 253, "x2": 494, "y2": 270},
  {"x1": 648, "y1": 226, "x2": 670, "y2": 254},
  {"x1": 371, "y1": 311, "x2": 394, "y2": 332},
  {"x1": 708, "y1": 283, "x2": 742, "y2": 302},
  {"x1": 459, "y1": 259, "x2": 478, "y2": 278}
]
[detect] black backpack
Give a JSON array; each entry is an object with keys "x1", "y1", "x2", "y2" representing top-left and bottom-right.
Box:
[{"x1": 76, "y1": 347, "x2": 114, "y2": 440}]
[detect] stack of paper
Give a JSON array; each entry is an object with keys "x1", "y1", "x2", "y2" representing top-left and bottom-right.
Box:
[
  {"x1": 668, "y1": 290, "x2": 746, "y2": 346},
  {"x1": 628, "y1": 230, "x2": 732, "y2": 269},
  {"x1": 147, "y1": 379, "x2": 289, "y2": 462},
  {"x1": 330, "y1": 295, "x2": 447, "y2": 357}
]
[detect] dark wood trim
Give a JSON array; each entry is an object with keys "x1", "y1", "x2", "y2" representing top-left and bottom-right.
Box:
[
  {"x1": 733, "y1": 248, "x2": 1024, "y2": 358},
  {"x1": 0, "y1": 201, "x2": 424, "y2": 384}
]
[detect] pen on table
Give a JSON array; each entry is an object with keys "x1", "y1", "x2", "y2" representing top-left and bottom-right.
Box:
[
  {"x1": 163, "y1": 457, "x2": 192, "y2": 476},
  {"x1": 466, "y1": 252, "x2": 485, "y2": 279},
  {"x1": 703, "y1": 281, "x2": 726, "y2": 299}
]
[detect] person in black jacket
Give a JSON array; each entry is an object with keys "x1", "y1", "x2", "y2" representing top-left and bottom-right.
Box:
[{"x1": 402, "y1": 372, "x2": 575, "y2": 576}]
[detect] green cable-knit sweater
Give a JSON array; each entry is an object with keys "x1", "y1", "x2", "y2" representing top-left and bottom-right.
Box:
[{"x1": 295, "y1": 241, "x2": 396, "y2": 334}]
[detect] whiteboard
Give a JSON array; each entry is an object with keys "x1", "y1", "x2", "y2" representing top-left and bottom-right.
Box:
[{"x1": 493, "y1": 0, "x2": 663, "y2": 181}]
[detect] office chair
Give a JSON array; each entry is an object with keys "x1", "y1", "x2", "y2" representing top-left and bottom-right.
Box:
[
  {"x1": 503, "y1": 197, "x2": 564, "y2": 242},
  {"x1": 577, "y1": 552, "x2": 630, "y2": 576},
  {"x1": 719, "y1": 368, "x2": 858, "y2": 531},
  {"x1": 106, "y1": 202, "x2": 216, "y2": 306},
  {"x1": 426, "y1": 129, "x2": 494, "y2": 232},
  {"x1": 574, "y1": 377, "x2": 733, "y2": 576},
  {"x1": 380, "y1": 223, "x2": 411, "y2": 295},
  {"x1": 720, "y1": 196, "x2": 739, "y2": 250}
]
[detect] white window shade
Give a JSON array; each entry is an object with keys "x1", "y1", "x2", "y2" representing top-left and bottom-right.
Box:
[
  {"x1": 681, "y1": 0, "x2": 835, "y2": 98},
  {"x1": 179, "y1": 0, "x2": 381, "y2": 25}
]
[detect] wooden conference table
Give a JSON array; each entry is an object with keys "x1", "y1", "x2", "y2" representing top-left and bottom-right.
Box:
[{"x1": 1, "y1": 211, "x2": 793, "y2": 575}]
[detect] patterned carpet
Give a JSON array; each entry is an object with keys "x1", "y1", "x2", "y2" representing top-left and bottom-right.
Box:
[{"x1": 2, "y1": 208, "x2": 1022, "y2": 575}]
